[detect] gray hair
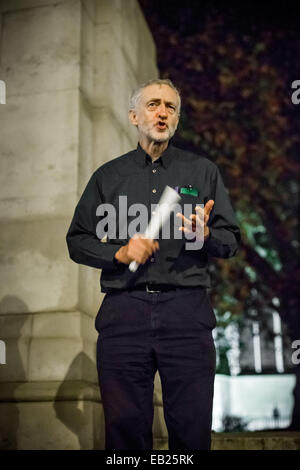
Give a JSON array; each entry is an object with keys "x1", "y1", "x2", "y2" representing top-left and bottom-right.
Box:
[{"x1": 129, "y1": 78, "x2": 181, "y2": 114}]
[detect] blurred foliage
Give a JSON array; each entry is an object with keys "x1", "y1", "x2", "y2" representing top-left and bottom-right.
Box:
[{"x1": 139, "y1": 1, "x2": 300, "y2": 370}]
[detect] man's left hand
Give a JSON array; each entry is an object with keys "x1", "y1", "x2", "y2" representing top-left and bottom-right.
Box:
[{"x1": 176, "y1": 200, "x2": 214, "y2": 241}]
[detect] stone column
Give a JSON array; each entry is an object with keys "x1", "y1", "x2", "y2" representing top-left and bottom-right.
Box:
[{"x1": 0, "y1": 0, "x2": 157, "y2": 449}]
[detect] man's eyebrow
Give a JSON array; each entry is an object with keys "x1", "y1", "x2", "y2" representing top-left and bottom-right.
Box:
[
  {"x1": 146, "y1": 98, "x2": 177, "y2": 107},
  {"x1": 165, "y1": 101, "x2": 177, "y2": 107},
  {"x1": 146, "y1": 98, "x2": 161, "y2": 103}
]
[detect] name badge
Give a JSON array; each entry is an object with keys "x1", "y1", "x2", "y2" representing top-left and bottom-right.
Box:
[{"x1": 175, "y1": 185, "x2": 199, "y2": 197}]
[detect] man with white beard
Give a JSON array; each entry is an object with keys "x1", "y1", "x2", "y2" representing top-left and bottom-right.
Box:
[{"x1": 66, "y1": 79, "x2": 240, "y2": 450}]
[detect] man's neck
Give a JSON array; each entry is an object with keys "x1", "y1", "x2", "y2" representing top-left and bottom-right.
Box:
[{"x1": 139, "y1": 139, "x2": 169, "y2": 162}]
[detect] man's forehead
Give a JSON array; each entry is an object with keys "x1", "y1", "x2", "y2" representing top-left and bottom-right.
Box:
[{"x1": 141, "y1": 84, "x2": 178, "y2": 102}]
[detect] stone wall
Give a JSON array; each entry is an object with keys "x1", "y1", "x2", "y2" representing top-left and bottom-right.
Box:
[{"x1": 0, "y1": 0, "x2": 157, "y2": 449}]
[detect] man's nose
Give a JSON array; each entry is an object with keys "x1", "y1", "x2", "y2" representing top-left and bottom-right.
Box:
[{"x1": 157, "y1": 104, "x2": 167, "y2": 118}]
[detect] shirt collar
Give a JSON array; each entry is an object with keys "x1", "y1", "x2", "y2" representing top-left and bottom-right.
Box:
[{"x1": 133, "y1": 141, "x2": 175, "y2": 169}]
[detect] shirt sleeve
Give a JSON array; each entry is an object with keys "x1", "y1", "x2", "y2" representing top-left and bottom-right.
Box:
[
  {"x1": 66, "y1": 171, "x2": 125, "y2": 270},
  {"x1": 202, "y1": 165, "x2": 241, "y2": 258}
]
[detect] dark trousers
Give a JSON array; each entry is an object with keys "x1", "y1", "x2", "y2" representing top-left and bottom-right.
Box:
[{"x1": 95, "y1": 287, "x2": 216, "y2": 450}]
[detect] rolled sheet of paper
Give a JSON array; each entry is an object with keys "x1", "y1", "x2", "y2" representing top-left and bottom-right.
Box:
[{"x1": 129, "y1": 185, "x2": 181, "y2": 272}]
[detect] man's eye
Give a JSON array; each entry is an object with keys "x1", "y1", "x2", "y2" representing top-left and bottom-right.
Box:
[{"x1": 148, "y1": 103, "x2": 156, "y2": 107}]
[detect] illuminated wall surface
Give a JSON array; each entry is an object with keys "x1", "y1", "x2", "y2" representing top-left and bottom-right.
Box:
[{"x1": 0, "y1": 0, "x2": 157, "y2": 450}]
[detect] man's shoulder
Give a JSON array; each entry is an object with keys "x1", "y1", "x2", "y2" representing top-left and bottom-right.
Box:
[
  {"x1": 93, "y1": 149, "x2": 138, "y2": 177},
  {"x1": 172, "y1": 145, "x2": 218, "y2": 172}
]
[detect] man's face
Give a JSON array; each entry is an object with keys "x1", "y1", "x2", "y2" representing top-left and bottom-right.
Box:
[{"x1": 129, "y1": 84, "x2": 180, "y2": 144}]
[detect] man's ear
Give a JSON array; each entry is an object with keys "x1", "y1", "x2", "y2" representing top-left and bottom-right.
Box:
[{"x1": 128, "y1": 110, "x2": 138, "y2": 127}]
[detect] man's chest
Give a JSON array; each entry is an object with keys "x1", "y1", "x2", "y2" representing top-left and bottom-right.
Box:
[{"x1": 101, "y1": 164, "x2": 211, "y2": 211}]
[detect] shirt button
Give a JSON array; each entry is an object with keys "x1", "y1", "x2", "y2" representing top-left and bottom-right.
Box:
[
  {"x1": 152, "y1": 211, "x2": 156, "y2": 215},
  {"x1": 152, "y1": 189, "x2": 156, "y2": 193},
  {"x1": 150, "y1": 257, "x2": 155, "y2": 262},
  {"x1": 152, "y1": 169, "x2": 157, "y2": 173}
]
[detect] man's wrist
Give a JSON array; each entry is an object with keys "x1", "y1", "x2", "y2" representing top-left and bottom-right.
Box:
[
  {"x1": 204, "y1": 228, "x2": 210, "y2": 242},
  {"x1": 113, "y1": 255, "x2": 121, "y2": 265}
]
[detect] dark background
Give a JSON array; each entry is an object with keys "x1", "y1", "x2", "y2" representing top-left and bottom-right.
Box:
[{"x1": 139, "y1": 0, "x2": 300, "y2": 429}]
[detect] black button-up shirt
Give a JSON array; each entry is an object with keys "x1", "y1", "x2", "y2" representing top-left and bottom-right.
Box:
[{"x1": 66, "y1": 142, "x2": 241, "y2": 292}]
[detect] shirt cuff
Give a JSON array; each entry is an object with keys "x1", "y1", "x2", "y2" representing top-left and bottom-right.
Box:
[{"x1": 99, "y1": 243, "x2": 125, "y2": 271}]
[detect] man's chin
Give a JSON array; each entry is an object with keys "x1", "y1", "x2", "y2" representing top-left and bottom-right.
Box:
[
  {"x1": 150, "y1": 130, "x2": 171, "y2": 143},
  {"x1": 153, "y1": 137, "x2": 169, "y2": 143}
]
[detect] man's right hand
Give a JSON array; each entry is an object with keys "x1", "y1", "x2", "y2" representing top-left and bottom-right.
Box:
[{"x1": 114, "y1": 234, "x2": 159, "y2": 265}]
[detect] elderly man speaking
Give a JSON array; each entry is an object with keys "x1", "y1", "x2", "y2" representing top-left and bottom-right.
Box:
[{"x1": 66, "y1": 79, "x2": 240, "y2": 450}]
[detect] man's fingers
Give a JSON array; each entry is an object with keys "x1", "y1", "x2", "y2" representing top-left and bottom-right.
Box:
[
  {"x1": 141, "y1": 240, "x2": 159, "y2": 263},
  {"x1": 205, "y1": 200, "x2": 214, "y2": 215},
  {"x1": 176, "y1": 212, "x2": 196, "y2": 230},
  {"x1": 179, "y1": 226, "x2": 193, "y2": 235},
  {"x1": 128, "y1": 235, "x2": 159, "y2": 263},
  {"x1": 177, "y1": 212, "x2": 205, "y2": 234},
  {"x1": 195, "y1": 206, "x2": 205, "y2": 219},
  {"x1": 196, "y1": 200, "x2": 214, "y2": 214},
  {"x1": 176, "y1": 212, "x2": 187, "y2": 222},
  {"x1": 195, "y1": 201, "x2": 214, "y2": 225}
]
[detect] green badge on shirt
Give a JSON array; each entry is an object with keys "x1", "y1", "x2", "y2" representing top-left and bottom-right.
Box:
[{"x1": 179, "y1": 185, "x2": 199, "y2": 197}]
